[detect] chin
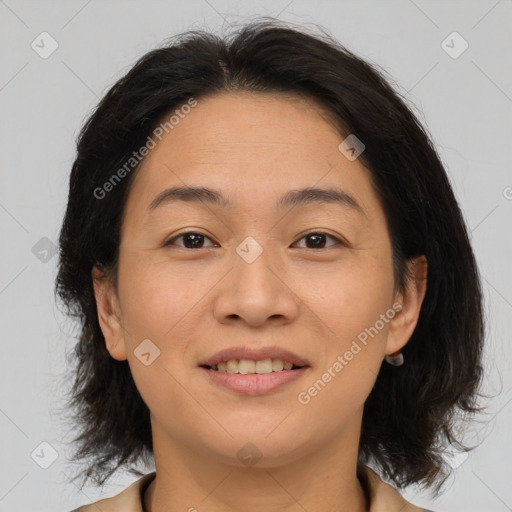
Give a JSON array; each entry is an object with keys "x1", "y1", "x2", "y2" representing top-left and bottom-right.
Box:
[{"x1": 198, "y1": 427, "x2": 312, "y2": 469}]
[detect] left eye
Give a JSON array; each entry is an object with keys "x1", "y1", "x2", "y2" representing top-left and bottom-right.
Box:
[
  {"x1": 164, "y1": 231, "x2": 342, "y2": 250},
  {"x1": 293, "y1": 232, "x2": 342, "y2": 249}
]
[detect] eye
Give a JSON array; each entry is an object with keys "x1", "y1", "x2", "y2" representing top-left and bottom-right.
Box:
[
  {"x1": 293, "y1": 231, "x2": 343, "y2": 249},
  {"x1": 163, "y1": 232, "x2": 217, "y2": 249},
  {"x1": 163, "y1": 231, "x2": 345, "y2": 250}
]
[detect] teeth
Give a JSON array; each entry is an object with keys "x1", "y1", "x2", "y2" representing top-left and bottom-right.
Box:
[
  {"x1": 272, "y1": 359, "x2": 284, "y2": 371},
  {"x1": 226, "y1": 360, "x2": 239, "y2": 373},
  {"x1": 211, "y1": 358, "x2": 299, "y2": 374},
  {"x1": 255, "y1": 359, "x2": 273, "y2": 374},
  {"x1": 238, "y1": 359, "x2": 255, "y2": 374}
]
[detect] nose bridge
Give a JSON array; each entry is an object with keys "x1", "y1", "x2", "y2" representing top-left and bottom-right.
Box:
[
  {"x1": 234, "y1": 234, "x2": 283, "y2": 298},
  {"x1": 235, "y1": 235, "x2": 278, "y2": 290},
  {"x1": 212, "y1": 234, "x2": 299, "y2": 326}
]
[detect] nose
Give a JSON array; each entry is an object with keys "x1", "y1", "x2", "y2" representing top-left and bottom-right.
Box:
[{"x1": 212, "y1": 240, "x2": 300, "y2": 328}]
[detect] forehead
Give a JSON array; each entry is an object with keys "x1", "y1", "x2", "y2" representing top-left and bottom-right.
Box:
[{"x1": 122, "y1": 91, "x2": 380, "y2": 223}]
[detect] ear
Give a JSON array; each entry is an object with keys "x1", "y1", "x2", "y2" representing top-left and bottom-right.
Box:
[
  {"x1": 91, "y1": 264, "x2": 127, "y2": 361},
  {"x1": 385, "y1": 255, "x2": 427, "y2": 357}
]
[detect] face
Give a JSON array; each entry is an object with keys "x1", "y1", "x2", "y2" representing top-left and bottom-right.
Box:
[{"x1": 93, "y1": 91, "x2": 426, "y2": 468}]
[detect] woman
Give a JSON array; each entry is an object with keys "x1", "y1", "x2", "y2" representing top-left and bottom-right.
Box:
[{"x1": 57, "y1": 18, "x2": 484, "y2": 512}]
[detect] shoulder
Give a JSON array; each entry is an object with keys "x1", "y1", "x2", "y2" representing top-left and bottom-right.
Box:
[
  {"x1": 67, "y1": 472, "x2": 156, "y2": 512},
  {"x1": 361, "y1": 465, "x2": 436, "y2": 512}
]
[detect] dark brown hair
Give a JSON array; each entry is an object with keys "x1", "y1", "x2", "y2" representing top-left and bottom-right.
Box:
[{"x1": 55, "y1": 18, "x2": 485, "y2": 495}]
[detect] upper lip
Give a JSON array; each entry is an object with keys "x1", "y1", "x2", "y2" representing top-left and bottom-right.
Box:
[{"x1": 199, "y1": 346, "x2": 310, "y2": 368}]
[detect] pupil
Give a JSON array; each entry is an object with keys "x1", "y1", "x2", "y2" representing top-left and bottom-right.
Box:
[
  {"x1": 307, "y1": 233, "x2": 326, "y2": 249},
  {"x1": 184, "y1": 233, "x2": 204, "y2": 248}
]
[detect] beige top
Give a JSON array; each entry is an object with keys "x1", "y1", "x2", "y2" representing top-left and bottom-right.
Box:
[{"x1": 69, "y1": 466, "x2": 434, "y2": 512}]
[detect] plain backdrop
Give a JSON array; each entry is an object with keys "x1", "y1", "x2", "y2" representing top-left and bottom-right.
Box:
[{"x1": 1, "y1": 1, "x2": 511, "y2": 511}]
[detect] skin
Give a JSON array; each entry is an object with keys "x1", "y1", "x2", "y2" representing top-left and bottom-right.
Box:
[{"x1": 92, "y1": 91, "x2": 427, "y2": 512}]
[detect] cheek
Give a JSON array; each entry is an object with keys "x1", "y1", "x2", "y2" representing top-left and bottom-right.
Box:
[
  {"x1": 293, "y1": 253, "x2": 393, "y2": 409},
  {"x1": 295, "y1": 266, "x2": 392, "y2": 428},
  {"x1": 117, "y1": 251, "x2": 204, "y2": 341},
  {"x1": 116, "y1": 256, "x2": 204, "y2": 432},
  {"x1": 116, "y1": 253, "x2": 212, "y2": 395},
  {"x1": 297, "y1": 253, "x2": 395, "y2": 340}
]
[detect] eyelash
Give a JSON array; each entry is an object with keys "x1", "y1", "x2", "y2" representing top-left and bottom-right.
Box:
[{"x1": 163, "y1": 231, "x2": 345, "y2": 250}]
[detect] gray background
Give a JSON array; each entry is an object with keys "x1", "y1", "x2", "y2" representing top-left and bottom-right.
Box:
[{"x1": 1, "y1": 1, "x2": 511, "y2": 510}]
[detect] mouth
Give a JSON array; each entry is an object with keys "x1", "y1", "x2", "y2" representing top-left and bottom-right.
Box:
[
  {"x1": 198, "y1": 346, "x2": 310, "y2": 395},
  {"x1": 199, "y1": 357, "x2": 310, "y2": 395}
]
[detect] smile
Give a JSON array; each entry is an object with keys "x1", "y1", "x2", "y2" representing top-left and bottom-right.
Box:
[{"x1": 200, "y1": 361, "x2": 310, "y2": 395}]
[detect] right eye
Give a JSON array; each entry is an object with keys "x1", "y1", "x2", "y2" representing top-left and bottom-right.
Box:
[{"x1": 163, "y1": 231, "x2": 218, "y2": 249}]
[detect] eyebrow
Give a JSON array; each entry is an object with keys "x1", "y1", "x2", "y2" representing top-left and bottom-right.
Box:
[{"x1": 147, "y1": 185, "x2": 363, "y2": 214}]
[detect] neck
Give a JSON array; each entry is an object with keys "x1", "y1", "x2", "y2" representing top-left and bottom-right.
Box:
[{"x1": 144, "y1": 410, "x2": 368, "y2": 512}]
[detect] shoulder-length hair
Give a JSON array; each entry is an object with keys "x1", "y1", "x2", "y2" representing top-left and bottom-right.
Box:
[{"x1": 55, "y1": 18, "x2": 485, "y2": 494}]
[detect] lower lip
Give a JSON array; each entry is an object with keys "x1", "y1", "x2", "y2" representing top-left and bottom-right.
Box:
[{"x1": 200, "y1": 367, "x2": 309, "y2": 395}]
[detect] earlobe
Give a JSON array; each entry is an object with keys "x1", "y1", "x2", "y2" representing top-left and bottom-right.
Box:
[
  {"x1": 385, "y1": 255, "x2": 428, "y2": 358},
  {"x1": 91, "y1": 265, "x2": 128, "y2": 361}
]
